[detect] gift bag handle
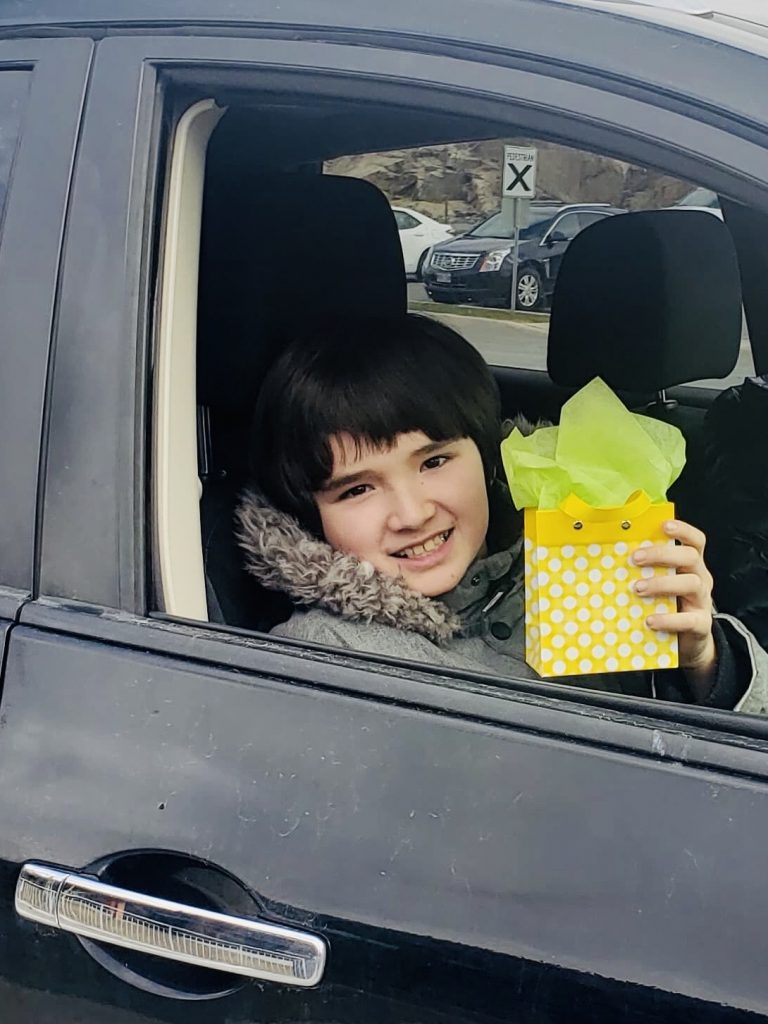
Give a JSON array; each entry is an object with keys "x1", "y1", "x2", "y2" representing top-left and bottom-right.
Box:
[{"x1": 559, "y1": 490, "x2": 652, "y2": 529}]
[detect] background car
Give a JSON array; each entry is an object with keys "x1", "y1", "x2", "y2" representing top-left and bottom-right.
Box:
[
  {"x1": 423, "y1": 202, "x2": 623, "y2": 310},
  {"x1": 676, "y1": 186, "x2": 721, "y2": 210},
  {"x1": 673, "y1": 187, "x2": 723, "y2": 218},
  {"x1": 392, "y1": 205, "x2": 454, "y2": 277}
]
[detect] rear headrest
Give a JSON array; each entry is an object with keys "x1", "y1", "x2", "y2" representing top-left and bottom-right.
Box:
[
  {"x1": 547, "y1": 210, "x2": 742, "y2": 391},
  {"x1": 197, "y1": 173, "x2": 406, "y2": 412}
]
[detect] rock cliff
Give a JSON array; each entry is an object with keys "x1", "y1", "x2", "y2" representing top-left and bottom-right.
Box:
[{"x1": 327, "y1": 138, "x2": 692, "y2": 229}]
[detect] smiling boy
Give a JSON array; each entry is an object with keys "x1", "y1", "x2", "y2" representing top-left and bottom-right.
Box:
[
  {"x1": 237, "y1": 314, "x2": 768, "y2": 713},
  {"x1": 316, "y1": 431, "x2": 488, "y2": 598}
]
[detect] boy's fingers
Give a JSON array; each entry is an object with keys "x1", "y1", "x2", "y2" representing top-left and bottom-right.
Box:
[
  {"x1": 646, "y1": 610, "x2": 711, "y2": 636},
  {"x1": 633, "y1": 574, "x2": 706, "y2": 600},
  {"x1": 633, "y1": 544, "x2": 700, "y2": 571},
  {"x1": 664, "y1": 519, "x2": 707, "y2": 554}
]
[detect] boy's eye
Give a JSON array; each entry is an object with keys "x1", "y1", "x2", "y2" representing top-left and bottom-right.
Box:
[
  {"x1": 422, "y1": 454, "x2": 450, "y2": 471},
  {"x1": 338, "y1": 483, "x2": 370, "y2": 501}
]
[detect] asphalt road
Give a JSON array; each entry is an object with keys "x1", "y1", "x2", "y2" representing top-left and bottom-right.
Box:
[{"x1": 407, "y1": 283, "x2": 754, "y2": 390}]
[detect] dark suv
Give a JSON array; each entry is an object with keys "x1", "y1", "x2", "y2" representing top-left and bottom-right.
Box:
[{"x1": 423, "y1": 202, "x2": 623, "y2": 310}]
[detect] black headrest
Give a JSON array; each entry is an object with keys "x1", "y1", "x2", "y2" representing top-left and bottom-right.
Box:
[
  {"x1": 547, "y1": 210, "x2": 742, "y2": 391},
  {"x1": 197, "y1": 173, "x2": 406, "y2": 412}
]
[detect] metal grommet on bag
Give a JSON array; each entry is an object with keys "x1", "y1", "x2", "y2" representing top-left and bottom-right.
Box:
[
  {"x1": 621, "y1": 520, "x2": 631, "y2": 530},
  {"x1": 573, "y1": 521, "x2": 583, "y2": 530}
]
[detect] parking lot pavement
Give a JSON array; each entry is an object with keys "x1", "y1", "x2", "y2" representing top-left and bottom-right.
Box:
[{"x1": 408, "y1": 286, "x2": 755, "y2": 390}]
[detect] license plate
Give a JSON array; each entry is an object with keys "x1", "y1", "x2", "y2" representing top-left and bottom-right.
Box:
[{"x1": 436, "y1": 271, "x2": 451, "y2": 283}]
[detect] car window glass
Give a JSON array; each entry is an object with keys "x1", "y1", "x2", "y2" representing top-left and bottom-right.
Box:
[
  {"x1": 0, "y1": 71, "x2": 29, "y2": 228},
  {"x1": 577, "y1": 211, "x2": 607, "y2": 231},
  {"x1": 328, "y1": 137, "x2": 754, "y2": 389},
  {"x1": 395, "y1": 210, "x2": 419, "y2": 229},
  {"x1": 548, "y1": 213, "x2": 580, "y2": 241},
  {"x1": 466, "y1": 206, "x2": 559, "y2": 240}
]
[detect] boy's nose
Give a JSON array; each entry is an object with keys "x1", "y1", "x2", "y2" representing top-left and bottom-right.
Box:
[{"x1": 387, "y1": 486, "x2": 435, "y2": 532}]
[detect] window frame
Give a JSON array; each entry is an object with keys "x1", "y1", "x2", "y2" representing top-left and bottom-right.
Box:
[
  {"x1": 153, "y1": 97, "x2": 224, "y2": 621},
  {"x1": 0, "y1": 38, "x2": 93, "y2": 615},
  {"x1": 32, "y1": 30, "x2": 768, "y2": 756}
]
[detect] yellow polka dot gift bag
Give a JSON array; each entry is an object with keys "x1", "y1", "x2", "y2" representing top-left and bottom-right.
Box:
[{"x1": 501, "y1": 378, "x2": 686, "y2": 679}]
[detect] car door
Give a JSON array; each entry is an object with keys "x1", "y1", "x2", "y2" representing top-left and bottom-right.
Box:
[
  {"x1": 539, "y1": 211, "x2": 581, "y2": 287},
  {"x1": 4, "y1": 10, "x2": 768, "y2": 1024},
  {"x1": 0, "y1": 39, "x2": 92, "y2": 670}
]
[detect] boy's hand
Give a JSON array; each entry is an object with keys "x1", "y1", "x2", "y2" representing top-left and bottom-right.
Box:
[{"x1": 631, "y1": 520, "x2": 716, "y2": 696}]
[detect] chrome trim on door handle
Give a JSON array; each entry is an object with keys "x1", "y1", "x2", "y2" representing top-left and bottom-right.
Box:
[{"x1": 16, "y1": 862, "x2": 326, "y2": 987}]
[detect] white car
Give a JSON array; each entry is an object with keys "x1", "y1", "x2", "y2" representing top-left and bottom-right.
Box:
[
  {"x1": 673, "y1": 187, "x2": 723, "y2": 219},
  {"x1": 391, "y1": 206, "x2": 454, "y2": 278}
]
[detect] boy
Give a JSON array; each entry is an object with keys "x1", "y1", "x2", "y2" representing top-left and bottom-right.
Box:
[{"x1": 238, "y1": 314, "x2": 768, "y2": 713}]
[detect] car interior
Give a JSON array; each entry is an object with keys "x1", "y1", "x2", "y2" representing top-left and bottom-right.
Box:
[{"x1": 152, "y1": 88, "x2": 768, "y2": 684}]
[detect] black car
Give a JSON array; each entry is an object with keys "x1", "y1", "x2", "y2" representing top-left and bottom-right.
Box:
[
  {"x1": 2, "y1": 2, "x2": 768, "y2": 1023},
  {"x1": 423, "y1": 202, "x2": 624, "y2": 310}
]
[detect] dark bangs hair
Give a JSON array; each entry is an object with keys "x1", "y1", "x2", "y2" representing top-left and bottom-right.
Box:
[{"x1": 249, "y1": 313, "x2": 502, "y2": 535}]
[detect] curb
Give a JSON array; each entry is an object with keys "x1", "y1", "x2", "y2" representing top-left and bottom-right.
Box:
[{"x1": 409, "y1": 300, "x2": 550, "y2": 326}]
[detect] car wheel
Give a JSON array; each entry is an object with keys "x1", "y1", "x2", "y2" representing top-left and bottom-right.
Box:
[
  {"x1": 515, "y1": 265, "x2": 543, "y2": 310},
  {"x1": 415, "y1": 249, "x2": 429, "y2": 280}
]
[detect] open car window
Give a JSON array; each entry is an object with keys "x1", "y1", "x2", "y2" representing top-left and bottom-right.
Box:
[{"x1": 150, "y1": 79, "x2": 768, "y2": 723}]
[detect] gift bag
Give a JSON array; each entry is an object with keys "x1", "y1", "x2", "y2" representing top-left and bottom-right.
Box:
[
  {"x1": 501, "y1": 378, "x2": 686, "y2": 678},
  {"x1": 524, "y1": 491, "x2": 678, "y2": 677}
]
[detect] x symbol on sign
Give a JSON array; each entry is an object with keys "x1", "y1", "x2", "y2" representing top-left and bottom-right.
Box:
[{"x1": 506, "y1": 163, "x2": 532, "y2": 192}]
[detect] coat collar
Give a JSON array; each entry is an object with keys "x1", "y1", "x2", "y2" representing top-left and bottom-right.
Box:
[
  {"x1": 236, "y1": 489, "x2": 523, "y2": 644},
  {"x1": 236, "y1": 494, "x2": 463, "y2": 642}
]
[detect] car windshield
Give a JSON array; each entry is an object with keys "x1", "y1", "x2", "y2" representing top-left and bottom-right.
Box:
[{"x1": 467, "y1": 206, "x2": 559, "y2": 239}]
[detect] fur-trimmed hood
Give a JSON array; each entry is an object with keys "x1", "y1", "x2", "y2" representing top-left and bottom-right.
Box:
[{"x1": 235, "y1": 497, "x2": 463, "y2": 642}]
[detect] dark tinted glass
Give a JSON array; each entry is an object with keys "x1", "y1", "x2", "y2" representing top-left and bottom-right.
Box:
[
  {"x1": 468, "y1": 205, "x2": 559, "y2": 239},
  {"x1": 549, "y1": 212, "x2": 580, "y2": 240}
]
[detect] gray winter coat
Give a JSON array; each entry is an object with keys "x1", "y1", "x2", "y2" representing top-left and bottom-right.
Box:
[{"x1": 236, "y1": 495, "x2": 768, "y2": 715}]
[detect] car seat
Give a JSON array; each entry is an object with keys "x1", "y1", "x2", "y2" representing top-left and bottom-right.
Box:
[
  {"x1": 197, "y1": 163, "x2": 406, "y2": 630},
  {"x1": 692, "y1": 375, "x2": 768, "y2": 648},
  {"x1": 546, "y1": 208, "x2": 743, "y2": 520}
]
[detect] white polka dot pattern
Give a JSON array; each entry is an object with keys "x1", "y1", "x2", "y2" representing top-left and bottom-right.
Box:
[{"x1": 523, "y1": 504, "x2": 679, "y2": 678}]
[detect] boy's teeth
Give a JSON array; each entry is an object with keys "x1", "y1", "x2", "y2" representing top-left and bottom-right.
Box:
[{"x1": 398, "y1": 531, "x2": 449, "y2": 559}]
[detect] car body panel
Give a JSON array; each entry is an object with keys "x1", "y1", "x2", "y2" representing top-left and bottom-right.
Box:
[
  {"x1": 5, "y1": 623, "x2": 768, "y2": 1020},
  {"x1": 0, "y1": 38, "x2": 93, "y2": 596},
  {"x1": 4, "y1": 0, "x2": 768, "y2": 45}
]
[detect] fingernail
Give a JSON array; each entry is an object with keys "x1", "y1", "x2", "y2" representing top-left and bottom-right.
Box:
[
  {"x1": 664, "y1": 521, "x2": 679, "y2": 535},
  {"x1": 646, "y1": 616, "x2": 656, "y2": 629},
  {"x1": 633, "y1": 580, "x2": 647, "y2": 594},
  {"x1": 632, "y1": 551, "x2": 646, "y2": 565}
]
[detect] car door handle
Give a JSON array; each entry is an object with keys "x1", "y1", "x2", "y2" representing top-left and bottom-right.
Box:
[{"x1": 15, "y1": 862, "x2": 326, "y2": 987}]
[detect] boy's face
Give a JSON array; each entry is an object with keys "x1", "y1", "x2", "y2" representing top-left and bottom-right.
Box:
[{"x1": 315, "y1": 431, "x2": 489, "y2": 597}]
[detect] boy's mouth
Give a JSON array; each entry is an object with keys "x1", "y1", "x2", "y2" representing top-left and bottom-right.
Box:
[{"x1": 391, "y1": 529, "x2": 453, "y2": 560}]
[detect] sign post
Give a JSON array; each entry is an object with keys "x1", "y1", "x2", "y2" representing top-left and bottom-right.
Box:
[{"x1": 502, "y1": 145, "x2": 537, "y2": 310}]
